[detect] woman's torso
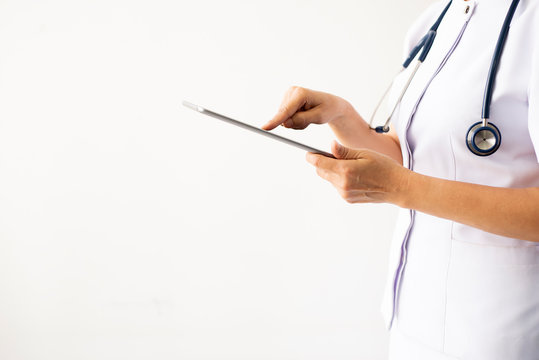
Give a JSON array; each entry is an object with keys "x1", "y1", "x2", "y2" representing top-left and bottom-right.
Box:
[{"x1": 380, "y1": 0, "x2": 539, "y2": 358}]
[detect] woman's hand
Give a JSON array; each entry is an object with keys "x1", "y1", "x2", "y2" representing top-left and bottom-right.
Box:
[
  {"x1": 309, "y1": 140, "x2": 539, "y2": 242},
  {"x1": 263, "y1": 86, "x2": 403, "y2": 164},
  {"x1": 306, "y1": 140, "x2": 411, "y2": 205},
  {"x1": 261, "y1": 86, "x2": 353, "y2": 131}
]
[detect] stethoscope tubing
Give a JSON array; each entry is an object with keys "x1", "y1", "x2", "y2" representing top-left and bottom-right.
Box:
[
  {"x1": 481, "y1": 0, "x2": 521, "y2": 122},
  {"x1": 368, "y1": 0, "x2": 522, "y2": 157}
]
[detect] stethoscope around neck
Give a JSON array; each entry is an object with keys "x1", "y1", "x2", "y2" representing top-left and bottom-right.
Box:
[{"x1": 369, "y1": 0, "x2": 521, "y2": 157}]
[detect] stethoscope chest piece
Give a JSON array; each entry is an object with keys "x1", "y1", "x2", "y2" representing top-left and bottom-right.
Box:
[{"x1": 466, "y1": 121, "x2": 501, "y2": 156}]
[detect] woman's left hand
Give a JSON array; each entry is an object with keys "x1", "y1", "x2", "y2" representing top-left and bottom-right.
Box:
[{"x1": 305, "y1": 140, "x2": 411, "y2": 205}]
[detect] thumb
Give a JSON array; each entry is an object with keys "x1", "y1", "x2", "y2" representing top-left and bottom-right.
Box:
[{"x1": 331, "y1": 140, "x2": 365, "y2": 159}]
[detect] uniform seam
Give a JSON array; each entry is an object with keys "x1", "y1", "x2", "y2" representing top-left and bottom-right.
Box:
[
  {"x1": 442, "y1": 135, "x2": 458, "y2": 352},
  {"x1": 391, "y1": 9, "x2": 472, "y2": 333},
  {"x1": 393, "y1": 322, "x2": 461, "y2": 358},
  {"x1": 451, "y1": 237, "x2": 539, "y2": 248}
]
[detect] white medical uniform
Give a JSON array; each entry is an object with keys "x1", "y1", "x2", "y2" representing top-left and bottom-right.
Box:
[{"x1": 380, "y1": 0, "x2": 539, "y2": 359}]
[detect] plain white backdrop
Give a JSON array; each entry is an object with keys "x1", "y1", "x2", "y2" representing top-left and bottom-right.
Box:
[{"x1": 0, "y1": 0, "x2": 434, "y2": 359}]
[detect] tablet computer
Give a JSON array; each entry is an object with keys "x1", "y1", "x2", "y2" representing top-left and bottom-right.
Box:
[{"x1": 182, "y1": 101, "x2": 335, "y2": 158}]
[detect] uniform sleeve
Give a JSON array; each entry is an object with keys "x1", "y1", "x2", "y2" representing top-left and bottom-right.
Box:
[
  {"x1": 527, "y1": 7, "x2": 539, "y2": 163},
  {"x1": 387, "y1": 1, "x2": 449, "y2": 130},
  {"x1": 400, "y1": 1, "x2": 450, "y2": 61}
]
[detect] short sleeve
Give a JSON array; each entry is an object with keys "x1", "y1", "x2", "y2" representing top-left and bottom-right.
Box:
[
  {"x1": 400, "y1": 1, "x2": 450, "y2": 62},
  {"x1": 387, "y1": 1, "x2": 449, "y2": 133},
  {"x1": 527, "y1": 6, "x2": 539, "y2": 163}
]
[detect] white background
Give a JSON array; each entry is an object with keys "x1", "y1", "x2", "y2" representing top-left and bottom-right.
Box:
[{"x1": 0, "y1": 0, "x2": 433, "y2": 359}]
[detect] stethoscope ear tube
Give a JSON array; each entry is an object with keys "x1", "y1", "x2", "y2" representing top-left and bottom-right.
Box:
[
  {"x1": 375, "y1": 125, "x2": 390, "y2": 133},
  {"x1": 371, "y1": 0, "x2": 452, "y2": 131},
  {"x1": 403, "y1": 36, "x2": 427, "y2": 68},
  {"x1": 401, "y1": 0, "x2": 452, "y2": 68},
  {"x1": 369, "y1": 61, "x2": 422, "y2": 133},
  {"x1": 418, "y1": 31, "x2": 436, "y2": 63},
  {"x1": 402, "y1": 30, "x2": 437, "y2": 68}
]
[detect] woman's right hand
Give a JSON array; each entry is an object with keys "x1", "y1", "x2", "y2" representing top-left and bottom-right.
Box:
[{"x1": 261, "y1": 86, "x2": 353, "y2": 131}]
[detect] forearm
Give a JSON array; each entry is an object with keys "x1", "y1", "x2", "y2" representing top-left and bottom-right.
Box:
[
  {"x1": 328, "y1": 103, "x2": 402, "y2": 165},
  {"x1": 396, "y1": 171, "x2": 539, "y2": 242}
]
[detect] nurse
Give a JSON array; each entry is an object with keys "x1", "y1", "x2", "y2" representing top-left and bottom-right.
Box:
[{"x1": 261, "y1": 0, "x2": 539, "y2": 359}]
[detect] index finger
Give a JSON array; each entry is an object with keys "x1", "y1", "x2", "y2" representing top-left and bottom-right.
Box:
[{"x1": 261, "y1": 90, "x2": 307, "y2": 130}]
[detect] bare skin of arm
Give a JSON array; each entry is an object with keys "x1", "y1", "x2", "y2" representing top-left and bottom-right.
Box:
[
  {"x1": 400, "y1": 171, "x2": 539, "y2": 242},
  {"x1": 305, "y1": 140, "x2": 539, "y2": 243},
  {"x1": 328, "y1": 104, "x2": 402, "y2": 165},
  {"x1": 261, "y1": 86, "x2": 402, "y2": 164},
  {"x1": 264, "y1": 86, "x2": 539, "y2": 243}
]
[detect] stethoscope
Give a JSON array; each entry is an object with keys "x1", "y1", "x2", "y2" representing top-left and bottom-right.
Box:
[{"x1": 369, "y1": 0, "x2": 521, "y2": 156}]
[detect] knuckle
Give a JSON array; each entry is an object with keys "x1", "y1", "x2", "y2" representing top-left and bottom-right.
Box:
[
  {"x1": 342, "y1": 166, "x2": 354, "y2": 177},
  {"x1": 292, "y1": 113, "x2": 306, "y2": 128},
  {"x1": 285, "y1": 86, "x2": 297, "y2": 97},
  {"x1": 300, "y1": 115, "x2": 308, "y2": 128},
  {"x1": 341, "y1": 178, "x2": 352, "y2": 191},
  {"x1": 338, "y1": 189, "x2": 352, "y2": 203},
  {"x1": 279, "y1": 104, "x2": 291, "y2": 116},
  {"x1": 311, "y1": 111, "x2": 322, "y2": 124},
  {"x1": 284, "y1": 118, "x2": 294, "y2": 127},
  {"x1": 293, "y1": 86, "x2": 306, "y2": 97}
]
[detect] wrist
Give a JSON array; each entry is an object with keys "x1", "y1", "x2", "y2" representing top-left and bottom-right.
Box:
[
  {"x1": 331, "y1": 98, "x2": 358, "y2": 125},
  {"x1": 389, "y1": 166, "x2": 417, "y2": 208}
]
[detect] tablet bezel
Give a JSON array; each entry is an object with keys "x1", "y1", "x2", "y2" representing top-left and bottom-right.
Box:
[{"x1": 182, "y1": 101, "x2": 335, "y2": 159}]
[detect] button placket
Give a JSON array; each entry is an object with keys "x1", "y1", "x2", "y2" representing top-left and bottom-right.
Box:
[{"x1": 388, "y1": 1, "x2": 477, "y2": 329}]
